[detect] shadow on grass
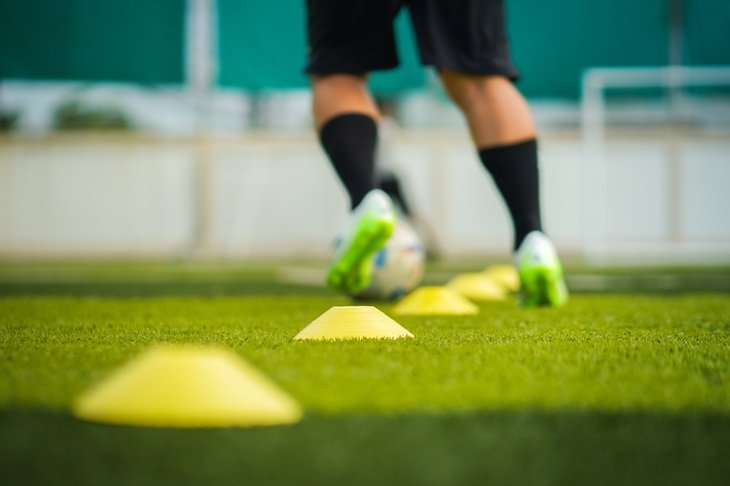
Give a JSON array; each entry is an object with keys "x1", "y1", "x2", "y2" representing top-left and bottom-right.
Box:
[{"x1": 1, "y1": 408, "x2": 728, "y2": 486}]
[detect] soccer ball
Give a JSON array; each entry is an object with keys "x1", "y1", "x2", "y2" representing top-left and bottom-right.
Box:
[{"x1": 352, "y1": 220, "x2": 425, "y2": 301}]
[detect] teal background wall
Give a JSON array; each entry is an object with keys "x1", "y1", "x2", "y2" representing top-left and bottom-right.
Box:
[
  {"x1": 216, "y1": 0, "x2": 306, "y2": 90},
  {"x1": 509, "y1": 0, "x2": 669, "y2": 99},
  {"x1": 684, "y1": 0, "x2": 730, "y2": 65},
  {"x1": 1, "y1": 0, "x2": 729, "y2": 98},
  {"x1": 216, "y1": 0, "x2": 425, "y2": 94},
  {"x1": 0, "y1": 0, "x2": 185, "y2": 84}
]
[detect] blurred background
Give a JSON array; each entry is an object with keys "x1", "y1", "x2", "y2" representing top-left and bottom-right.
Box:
[{"x1": 1, "y1": 0, "x2": 729, "y2": 265}]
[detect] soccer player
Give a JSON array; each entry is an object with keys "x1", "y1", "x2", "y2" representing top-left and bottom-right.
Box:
[{"x1": 307, "y1": 0, "x2": 568, "y2": 307}]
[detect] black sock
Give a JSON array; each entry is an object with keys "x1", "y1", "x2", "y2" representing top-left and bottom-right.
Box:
[
  {"x1": 377, "y1": 171, "x2": 411, "y2": 216},
  {"x1": 319, "y1": 113, "x2": 378, "y2": 209},
  {"x1": 479, "y1": 139, "x2": 543, "y2": 250}
]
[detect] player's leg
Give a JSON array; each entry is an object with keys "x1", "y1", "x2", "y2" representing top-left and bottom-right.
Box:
[
  {"x1": 441, "y1": 72, "x2": 567, "y2": 306},
  {"x1": 439, "y1": 71, "x2": 542, "y2": 251},
  {"x1": 312, "y1": 74, "x2": 380, "y2": 210},
  {"x1": 312, "y1": 76, "x2": 397, "y2": 293},
  {"x1": 305, "y1": 0, "x2": 401, "y2": 293},
  {"x1": 439, "y1": 73, "x2": 535, "y2": 151},
  {"x1": 408, "y1": 0, "x2": 567, "y2": 306}
]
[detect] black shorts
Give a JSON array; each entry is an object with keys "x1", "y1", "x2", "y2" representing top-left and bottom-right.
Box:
[{"x1": 305, "y1": 0, "x2": 519, "y2": 80}]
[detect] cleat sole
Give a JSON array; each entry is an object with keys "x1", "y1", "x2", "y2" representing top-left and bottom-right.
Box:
[
  {"x1": 519, "y1": 265, "x2": 568, "y2": 308},
  {"x1": 327, "y1": 213, "x2": 395, "y2": 294}
]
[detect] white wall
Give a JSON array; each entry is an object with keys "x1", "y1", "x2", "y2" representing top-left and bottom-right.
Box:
[{"x1": 1, "y1": 131, "x2": 729, "y2": 263}]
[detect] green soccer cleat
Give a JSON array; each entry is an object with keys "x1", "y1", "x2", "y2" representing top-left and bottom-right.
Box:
[
  {"x1": 515, "y1": 231, "x2": 569, "y2": 308},
  {"x1": 327, "y1": 189, "x2": 397, "y2": 294}
]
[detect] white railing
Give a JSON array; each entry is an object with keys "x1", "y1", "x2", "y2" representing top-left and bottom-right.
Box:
[{"x1": 581, "y1": 66, "x2": 730, "y2": 263}]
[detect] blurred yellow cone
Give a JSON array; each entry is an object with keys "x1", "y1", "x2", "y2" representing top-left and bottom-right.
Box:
[
  {"x1": 484, "y1": 264, "x2": 520, "y2": 293},
  {"x1": 73, "y1": 346, "x2": 302, "y2": 428},
  {"x1": 447, "y1": 273, "x2": 508, "y2": 301},
  {"x1": 294, "y1": 306, "x2": 414, "y2": 341},
  {"x1": 392, "y1": 286, "x2": 478, "y2": 315}
]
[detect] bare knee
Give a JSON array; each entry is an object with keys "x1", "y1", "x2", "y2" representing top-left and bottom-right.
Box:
[
  {"x1": 311, "y1": 74, "x2": 379, "y2": 128},
  {"x1": 438, "y1": 69, "x2": 535, "y2": 147},
  {"x1": 439, "y1": 70, "x2": 512, "y2": 111}
]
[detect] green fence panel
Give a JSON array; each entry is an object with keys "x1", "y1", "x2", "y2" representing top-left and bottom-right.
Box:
[{"x1": 0, "y1": 0, "x2": 185, "y2": 84}]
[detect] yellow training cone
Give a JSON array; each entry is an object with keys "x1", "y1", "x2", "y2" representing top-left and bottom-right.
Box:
[
  {"x1": 73, "y1": 346, "x2": 302, "y2": 428},
  {"x1": 447, "y1": 273, "x2": 508, "y2": 301},
  {"x1": 294, "y1": 306, "x2": 413, "y2": 341},
  {"x1": 392, "y1": 286, "x2": 479, "y2": 315},
  {"x1": 484, "y1": 264, "x2": 520, "y2": 292}
]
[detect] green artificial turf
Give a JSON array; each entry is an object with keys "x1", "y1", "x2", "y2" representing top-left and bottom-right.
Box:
[
  {"x1": 3, "y1": 410, "x2": 728, "y2": 486},
  {"x1": 1, "y1": 295, "x2": 729, "y2": 413},
  {"x1": 1, "y1": 263, "x2": 729, "y2": 485}
]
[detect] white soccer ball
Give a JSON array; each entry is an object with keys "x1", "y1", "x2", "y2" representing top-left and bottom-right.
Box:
[{"x1": 352, "y1": 220, "x2": 425, "y2": 301}]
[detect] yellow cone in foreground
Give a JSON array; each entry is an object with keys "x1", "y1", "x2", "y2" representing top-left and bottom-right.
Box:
[
  {"x1": 294, "y1": 306, "x2": 413, "y2": 341},
  {"x1": 393, "y1": 286, "x2": 479, "y2": 315},
  {"x1": 447, "y1": 273, "x2": 508, "y2": 301},
  {"x1": 484, "y1": 264, "x2": 520, "y2": 292},
  {"x1": 73, "y1": 346, "x2": 302, "y2": 428}
]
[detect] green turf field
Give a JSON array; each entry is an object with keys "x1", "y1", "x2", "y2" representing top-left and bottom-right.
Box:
[{"x1": 1, "y1": 262, "x2": 729, "y2": 485}]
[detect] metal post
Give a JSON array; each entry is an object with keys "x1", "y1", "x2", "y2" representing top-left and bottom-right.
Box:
[
  {"x1": 186, "y1": 0, "x2": 217, "y2": 257},
  {"x1": 667, "y1": 0, "x2": 685, "y2": 243},
  {"x1": 581, "y1": 70, "x2": 607, "y2": 262}
]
